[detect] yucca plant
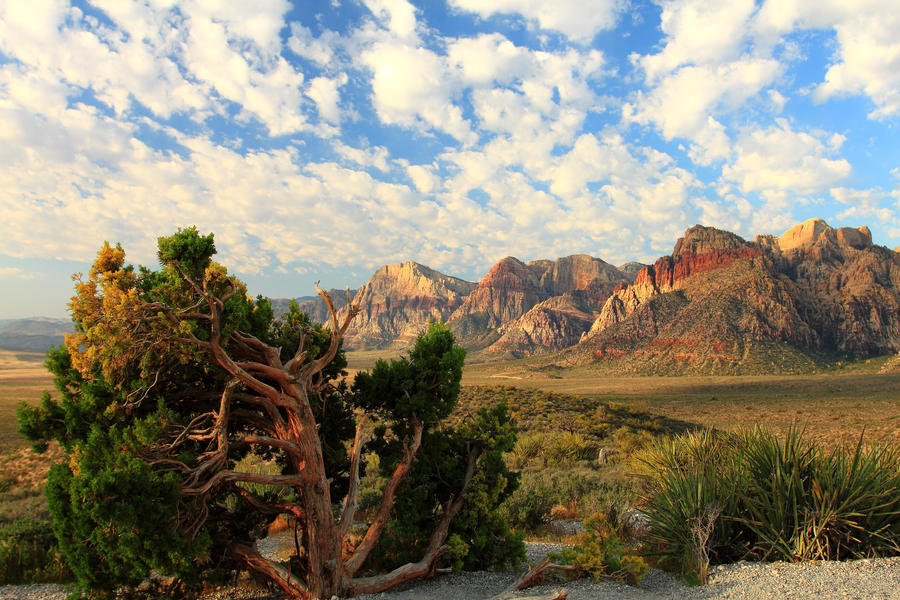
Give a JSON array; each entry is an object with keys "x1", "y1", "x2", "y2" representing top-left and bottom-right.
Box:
[
  {"x1": 641, "y1": 425, "x2": 900, "y2": 583},
  {"x1": 740, "y1": 428, "x2": 900, "y2": 561},
  {"x1": 637, "y1": 429, "x2": 750, "y2": 580}
]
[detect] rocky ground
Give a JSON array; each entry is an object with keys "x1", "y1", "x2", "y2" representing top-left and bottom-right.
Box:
[{"x1": 3, "y1": 543, "x2": 898, "y2": 600}]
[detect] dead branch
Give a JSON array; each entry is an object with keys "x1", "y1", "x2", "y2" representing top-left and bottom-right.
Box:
[
  {"x1": 182, "y1": 470, "x2": 305, "y2": 497},
  {"x1": 344, "y1": 418, "x2": 423, "y2": 575},
  {"x1": 486, "y1": 558, "x2": 576, "y2": 600},
  {"x1": 339, "y1": 417, "x2": 368, "y2": 538},
  {"x1": 230, "y1": 486, "x2": 304, "y2": 520},
  {"x1": 230, "y1": 542, "x2": 308, "y2": 598},
  {"x1": 232, "y1": 434, "x2": 304, "y2": 463}
]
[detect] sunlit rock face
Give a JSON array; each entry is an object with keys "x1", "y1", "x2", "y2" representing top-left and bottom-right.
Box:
[
  {"x1": 575, "y1": 220, "x2": 900, "y2": 375},
  {"x1": 447, "y1": 254, "x2": 629, "y2": 351},
  {"x1": 339, "y1": 260, "x2": 475, "y2": 349}
]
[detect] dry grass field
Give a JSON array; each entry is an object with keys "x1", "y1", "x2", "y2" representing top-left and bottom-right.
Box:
[
  {"x1": 0, "y1": 350, "x2": 54, "y2": 451},
  {"x1": 461, "y1": 359, "x2": 900, "y2": 448},
  {"x1": 3, "y1": 345, "x2": 897, "y2": 451}
]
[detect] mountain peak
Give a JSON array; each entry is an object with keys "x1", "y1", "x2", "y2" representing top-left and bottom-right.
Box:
[
  {"x1": 673, "y1": 225, "x2": 750, "y2": 257},
  {"x1": 778, "y1": 217, "x2": 833, "y2": 251},
  {"x1": 778, "y1": 218, "x2": 872, "y2": 252}
]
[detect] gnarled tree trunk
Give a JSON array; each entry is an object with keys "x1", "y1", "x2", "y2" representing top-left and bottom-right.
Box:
[{"x1": 155, "y1": 283, "x2": 478, "y2": 599}]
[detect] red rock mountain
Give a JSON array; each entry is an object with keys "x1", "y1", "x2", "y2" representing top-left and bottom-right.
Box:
[
  {"x1": 572, "y1": 219, "x2": 900, "y2": 374},
  {"x1": 337, "y1": 261, "x2": 475, "y2": 349},
  {"x1": 446, "y1": 254, "x2": 630, "y2": 351}
]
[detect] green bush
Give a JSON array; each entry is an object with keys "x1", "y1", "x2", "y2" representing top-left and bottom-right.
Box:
[
  {"x1": 639, "y1": 426, "x2": 900, "y2": 582},
  {"x1": 502, "y1": 466, "x2": 631, "y2": 530},
  {"x1": 0, "y1": 519, "x2": 70, "y2": 584}
]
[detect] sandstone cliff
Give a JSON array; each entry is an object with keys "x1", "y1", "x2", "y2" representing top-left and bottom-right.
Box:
[
  {"x1": 485, "y1": 290, "x2": 600, "y2": 357},
  {"x1": 575, "y1": 219, "x2": 900, "y2": 374},
  {"x1": 338, "y1": 261, "x2": 475, "y2": 349},
  {"x1": 447, "y1": 254, "x2": 628, "y2": 350}
]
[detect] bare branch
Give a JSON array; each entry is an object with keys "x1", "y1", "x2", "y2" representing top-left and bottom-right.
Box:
[
  {"x1": 489, "y1": 558, "x2": 575, "y2": 599},
  {"x1": 348, "y1": 435, "x2": 483, "y2": 594},
  {"x1": 298, "y1": 285, "x2": 359, "y2": 385},
  {"x1": 344, "y1": 419, "x2": 423, "y2": 575},
  {"x1": 230, "y1": 486, "x2": 304, "y2": 520},
  {"x1": 232, "y1": 434, "x2": 304, "y2": 463},
  {"x1": 339, "y1": 417, "x2": 368, "y2": 538},
  {"x1": 182, "y1": 470, "x2": 306, "y2": 497},
  {"x1": 229, "y1": 542, "x2": 308, "y2": 598},
  {"x1": 234, "y1": 331, "x2": 283, "y2": 368}
]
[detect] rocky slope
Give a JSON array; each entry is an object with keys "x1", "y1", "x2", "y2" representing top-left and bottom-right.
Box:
[
  {"x1": 447, "y1": 254, "x2": 630, "y2": 352},
  {"x1": 337, "y1": 261, "x2": 475, "y2": 349},
  {"x1": 571, "y1": 218, "x2": 900, "y2": 374}
]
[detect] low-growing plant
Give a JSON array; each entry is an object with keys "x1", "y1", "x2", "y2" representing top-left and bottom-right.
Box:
[
  {"x1": 0, "y1": 519, "x2": 71, "y2": 584},
  {"x1": 548, "y1": 512, "x2": 647, "y2": 585},
  {"x1": 739, "y1": 427, "x2": 900, "y2": 562},
  {"x1": 502, "y1": 466, "x2": 634, "y2": 530},
  {"x1": 639, "y1": 426, "x2": 900, "y2": 583}
]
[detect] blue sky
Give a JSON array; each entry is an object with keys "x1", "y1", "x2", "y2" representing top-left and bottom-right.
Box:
[{"x1": 1, "y1": 0, "x2": 899, "y2": 319}]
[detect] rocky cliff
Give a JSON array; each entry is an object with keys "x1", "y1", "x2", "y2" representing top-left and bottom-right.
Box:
[
  {"x1": 574, "y1": 218, "x2": 900, "y2": 374},
  {"x1": 338, "y1": 261, "x2": 475, "y2": 349},
  {"x1": 447, "y1": 254, "x2": 629, "y2": 350},
  {"x1": 485, "y1": 290, "x2": 600, "y2": 357}
]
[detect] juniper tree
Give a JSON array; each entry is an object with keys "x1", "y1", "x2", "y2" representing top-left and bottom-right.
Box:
[{"x1": 19, "y1": 227, "x2": 521, "y2": 599}]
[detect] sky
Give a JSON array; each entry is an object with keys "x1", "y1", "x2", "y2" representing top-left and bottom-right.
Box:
[{"x1": 1, "y1": 0, "x2": 899, "y2": 319}]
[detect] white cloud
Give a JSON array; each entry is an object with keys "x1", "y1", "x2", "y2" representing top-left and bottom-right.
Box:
[
  {"x1": 753, "y1": 0, "x2": 900, "y2": 119},
  {"x1": 449, "y1": 0, "x2": 623, "y2": 42},
  {"x1": 360, "y1": 40, "x2": 476, "y2": 145},
  {"x1": 722, "y1": 120, "x2": 851, "y2": 200},
  {"x1": 625, "y1": 58, "x2": 780, "y2": 141},
  {"x1": 830, "y1": 186, "x2": 896, "y2": 224},
  {"x1": 639, "y1": 0, "x2": 758, "y2": 81},
  {"x1": 362, "y1": 0, "x2": 419, "y2": 40},
  {"x1": 308, "y1": 74, "x2": 348, "y2": 124},
  {"x1": 287, "y1": 23, "x2": 338, "y2": 66},
  {"x1": 406, "y1": 165, "x2": 439, "y2": 194},
  {"x1": 333, "y1": 141, "x2": 391, "y2": 172},
  {"x1": 813, "y1": 9, "x2": 900, "y2": 118}
]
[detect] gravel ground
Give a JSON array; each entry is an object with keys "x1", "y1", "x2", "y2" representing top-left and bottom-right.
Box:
[{"x1": 3, "y1": 544, "x2": 899, "y2": 600}]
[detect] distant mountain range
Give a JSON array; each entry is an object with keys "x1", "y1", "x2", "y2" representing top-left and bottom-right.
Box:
[
  {"x1": 0, "y1": 317, "x2": 73, "y2": 352},
  {"x1": 285, "y1": 217, "x2": 900, "y2": 374},
  {"x1": 8, "y1": 217, "x2": 900, "y2": 375}
]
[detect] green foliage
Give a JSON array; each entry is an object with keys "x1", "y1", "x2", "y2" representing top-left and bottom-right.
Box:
[
  {"x1": 549, "y1": 512, "x2": 648, "y2": 585},
  {"x1": 738, "y1": 428, "x2": 900, "y2": 562},
  {"x1": 501, "y1": 467, "x2": 633, "y2": 531},
  {"x1": 46, "y1": 419, "x2": 211, "y2": 594},
  {"x1": 639, "y1": 426, "x2": 900, "y2": 582},
  {"x1": 156, "y1": 226, "x2": 216, "y2": 279},
  {"x1": 18, "y1": 231, "x2": 521, "y2": 597},
  {"x1": 0, "y1": 519, "x2": 70, "y2": 584},
  {"x1": 354, "y1": 322, "x2": 465, "y2": 429},
  {"x1": 360, "y1": 354, "x2": 525, "y2": 573}
]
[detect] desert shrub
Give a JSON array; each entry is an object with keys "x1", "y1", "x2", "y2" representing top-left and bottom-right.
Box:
[
  {"x1": 543, "y1": 431, "x2": 597, "y2": 466},
  {"x1": 502, "y1": 466, "x2": 631, "y2": 530},
  {"x1": 640, "y1": 426, "x2": 900, "y2": 582},
  {"x1": 739, "y1": 428, "x2": 900, "y2": 561},
  {"x1": 637, "y1": 430, "x2": 750, "y2": 580},
  {"x1": 510, "y1": 432, "x2": 544, "y2": 469},
  {"x1": 0, "y1": 519, "x2": 70, "y2": 584},
  {"x1": 548, "y1": 512, "x2": 647, "y2": 585}
]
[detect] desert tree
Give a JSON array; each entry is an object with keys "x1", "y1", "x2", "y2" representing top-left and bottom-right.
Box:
[{"x1": 19, "y1": 227, "x2": 520, "y2": 599}]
